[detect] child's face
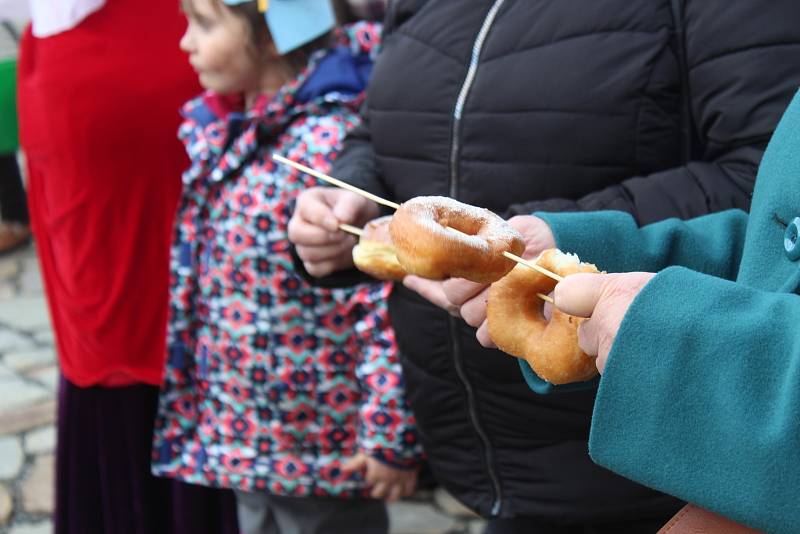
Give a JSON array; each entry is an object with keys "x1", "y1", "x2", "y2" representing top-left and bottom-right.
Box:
[{"x1": 180, "y1": 0, "x2": 262, "y2": 94}]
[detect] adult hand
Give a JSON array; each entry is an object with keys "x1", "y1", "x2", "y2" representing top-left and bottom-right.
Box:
[
  {"x1": 341, "y1": 453, "x2": 418, "y2": 501},
  {"x1": 437, "y1": 215, "x2": 557, "y2": 348},
  {"x1": 554, "y1": 272, "x2": 655, "y2": 373},
  {"x1": 288, "y1": 187, "x2": 380, "y2": 277}
]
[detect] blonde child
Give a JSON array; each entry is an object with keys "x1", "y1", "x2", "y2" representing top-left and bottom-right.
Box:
[{"x1": 151, "y1": 2, "x2": 421, "y2": 532}]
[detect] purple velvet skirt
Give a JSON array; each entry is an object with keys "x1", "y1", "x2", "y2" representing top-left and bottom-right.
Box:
[{"x1": 56, "y1": 376, "x2": 239, "y2": 534}]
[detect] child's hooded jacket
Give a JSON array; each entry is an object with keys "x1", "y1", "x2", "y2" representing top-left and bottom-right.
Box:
[{"x1": 152, "y1": 23, "x2": 421, "y2": 497}]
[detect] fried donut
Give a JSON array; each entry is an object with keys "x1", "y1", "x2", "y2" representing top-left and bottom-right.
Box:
[
  {"x1": 389, "y1": 196, "x2": 525, "y2": 284},
  {"x1": 352, "y1": 216, "x2": 407, "y2": 281},
  {"x1": 487, "y1": 249, "x2": 600, "y2": 384}
]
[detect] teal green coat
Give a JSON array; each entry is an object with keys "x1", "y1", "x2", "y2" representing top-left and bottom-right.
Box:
[{"x1": 529, "y1": 89, "x2": 800, "y2": 533}]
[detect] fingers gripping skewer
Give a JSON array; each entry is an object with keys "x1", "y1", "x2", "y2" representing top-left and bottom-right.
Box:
[
  {"x1": 273, "y1": 154, "x2": 562, "y2": 301},
  {"x1": 502, "y1": 252, "x2": 564, "y2": 283},
  {"x1": 338, "y1": 223, "x2": 364, "y2": 237}
]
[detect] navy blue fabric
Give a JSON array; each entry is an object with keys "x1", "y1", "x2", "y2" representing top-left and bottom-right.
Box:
[{"x1": 296, "y1": 46, "x2": 372, "y2": 103}]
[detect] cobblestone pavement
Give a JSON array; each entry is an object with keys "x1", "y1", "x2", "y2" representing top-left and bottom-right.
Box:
[{"x1": 0, "y1": 243, "x2": 486, "y2": 534}]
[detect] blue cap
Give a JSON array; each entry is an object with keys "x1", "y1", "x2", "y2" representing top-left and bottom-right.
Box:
[{"x1": 222, "y1": 0, "x2": 336, "y2": 55}]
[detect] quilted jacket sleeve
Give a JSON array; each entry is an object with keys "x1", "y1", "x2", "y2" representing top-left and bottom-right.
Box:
[
  {"x1": 329, "y1": 101, "x2": 394, "y2": 211},
  {"x1": 508, "y1": 0, "x2": 800, "y2": 225}
]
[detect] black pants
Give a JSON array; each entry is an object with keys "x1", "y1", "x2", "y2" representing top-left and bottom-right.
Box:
[
  {"x1": 56, "y1": 377, "x2": 240, "y2": 534},
  {"x1": 485, "y1": 515, "x2": 669, "y2": 534},
  {"x1": 0, "y1": 152, "x2": 28, "y2": 223}
]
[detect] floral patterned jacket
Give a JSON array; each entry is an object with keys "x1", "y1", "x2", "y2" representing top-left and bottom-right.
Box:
[{"x1": 152, "y1": 23, "x2": 421, "y2": 497}]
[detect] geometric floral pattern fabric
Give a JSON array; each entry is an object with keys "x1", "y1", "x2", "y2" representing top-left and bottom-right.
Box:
[{"x1": 152, "y1": 23, "x2": 421, "y2": 497}]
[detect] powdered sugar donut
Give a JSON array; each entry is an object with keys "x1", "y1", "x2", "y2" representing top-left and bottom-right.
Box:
[{"x1": 389, "y1": 196, "x2": 525, "y2": 284}]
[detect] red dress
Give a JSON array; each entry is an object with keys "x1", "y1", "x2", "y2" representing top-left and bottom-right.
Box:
[{"x1": 18, "y1": 0, "x2": 200, "y2": 386}]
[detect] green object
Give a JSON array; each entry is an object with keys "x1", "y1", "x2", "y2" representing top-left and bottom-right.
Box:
[
  {"x1": 529, "y1": 89, "x2": 800, "y2": 532},
  {"x1": 0, "y1": 58, "x2": 17, "y2": 154}
]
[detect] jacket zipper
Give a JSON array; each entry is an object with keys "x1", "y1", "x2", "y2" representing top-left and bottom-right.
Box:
[
  {"x1": 447, "y1": 0, "x2": 506, "y2": 517},
  {"x1": 449, "y1": 0, "x2": 506, "y2": 199}
]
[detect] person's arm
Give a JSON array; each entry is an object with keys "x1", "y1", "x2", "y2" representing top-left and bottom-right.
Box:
[
  {"x1": 587, "y1": 266, "x2": 800, "y2": 532},
  {"x1": 538, "y1": 208, "x2": 749, "y2": 278},
  {"x1": 520, "y1": 208, "x2": 749, "y2": 394},
  {"x1": 330, "y1": 100, "x2": 394, "y2": 208},
  {"x1": 507, "y1": 0, "x2": 800, "y2": 224}
]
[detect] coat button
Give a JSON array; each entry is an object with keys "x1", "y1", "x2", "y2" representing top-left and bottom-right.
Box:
[{"x1": 785, "y1": 217, "x2": 800, "y2": 260}]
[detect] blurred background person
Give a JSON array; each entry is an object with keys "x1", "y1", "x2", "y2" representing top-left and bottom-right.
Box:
[
  {"x1": 0, "y1": 15, "x2": 30, "y2": 255},
  {"x1": 17, "y1": 0, "x2": 238, "y2": 532}
]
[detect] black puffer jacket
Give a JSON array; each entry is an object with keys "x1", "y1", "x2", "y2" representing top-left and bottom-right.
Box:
[{"x1": 332, "y1": 0, "x2": 800, "y2": 522}]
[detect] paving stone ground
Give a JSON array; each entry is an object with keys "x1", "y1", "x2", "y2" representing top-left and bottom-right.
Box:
[{"x1": 0, "y1": 243, "x2": 486, "y2": 534}]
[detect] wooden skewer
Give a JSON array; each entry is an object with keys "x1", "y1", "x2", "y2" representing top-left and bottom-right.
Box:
[
  {"x1": 338, "y1": 223, "x2": 364, "y2": 237},
  {"x1": 273, "y1": 154, "x2": 564, "y2": 286},
  {"x1": 272, "y1": 154, "x2": 401, "y2": 210},
  {"x1": 502, "y1": 251, "x2": 564, "y2": 283}
]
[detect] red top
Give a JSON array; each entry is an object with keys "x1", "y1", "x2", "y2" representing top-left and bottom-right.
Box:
[{"x1": 17, "y1": 0, "x2": 200, "y2": 387}]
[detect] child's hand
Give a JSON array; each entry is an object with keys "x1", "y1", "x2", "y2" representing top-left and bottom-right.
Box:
[{"x1": 341, "y1": 453, "x2": 418, "y2": 501}]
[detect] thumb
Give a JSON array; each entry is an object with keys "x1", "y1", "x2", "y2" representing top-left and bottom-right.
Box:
[
  {"x1": 341, "y1": 453, "x2": 368, "y2": 475},
  {"x1": 554, "y1": 273, "x2": 609, "y2": 318}
]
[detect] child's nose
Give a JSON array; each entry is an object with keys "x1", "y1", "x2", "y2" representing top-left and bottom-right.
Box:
[{"x1": 179, "y1": 28, "x2": 193, "y2": 53}]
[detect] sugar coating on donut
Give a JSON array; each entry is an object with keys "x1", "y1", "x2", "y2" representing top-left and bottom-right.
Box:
[
  {"x1": 403, "y1": 196, "x2": 523, "y2": 250},
  {"x1": 389, "y1": 196, "x2": 525, "y2": 283}
]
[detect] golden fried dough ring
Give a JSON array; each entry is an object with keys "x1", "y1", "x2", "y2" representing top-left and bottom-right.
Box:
[
  {"x1": 487, "y1": 249, "x2": 600, "y2": 384},
  {"x1": 352, "y1": 216, "x2": 407, "y2": 281},
  {"x1": 389, "y1": 196, "x2": 525, "y2": 284}
]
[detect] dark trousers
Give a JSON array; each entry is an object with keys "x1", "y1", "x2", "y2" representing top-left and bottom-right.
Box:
[
  {"x1": 485, "y1": 515, "x2": 669, "y2": 534},
  {"x1": 0, "y1": 152, "x2": 28, "y2": 223},
  {"x1": 235, "y1": 490, "x2": 388, "y2": 534},
  {"x1": 56, "y1": 376, "x2": 240, "y2": 534}
]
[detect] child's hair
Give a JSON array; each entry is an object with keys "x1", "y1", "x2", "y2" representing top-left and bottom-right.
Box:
[{"x1": 182, "y1": 0, "x2": 343, "y2": 76}]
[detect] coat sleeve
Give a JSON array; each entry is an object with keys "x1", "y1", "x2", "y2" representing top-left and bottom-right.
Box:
[
  {"x1": 521, "y1": 208, "x2": 750, "y2": 394},
  {"x1": 351, "y1": 283, "x2": 423, "y2": 468},
  {"x1": 588, "y1": 266, "x2": 800, "y2": 533},
  {"x1": 537, "y1": 208, "x2": 749, "y2": 279},
  {"x1": 507, "y1": 0, "x2": 800, "y2": 224}
]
